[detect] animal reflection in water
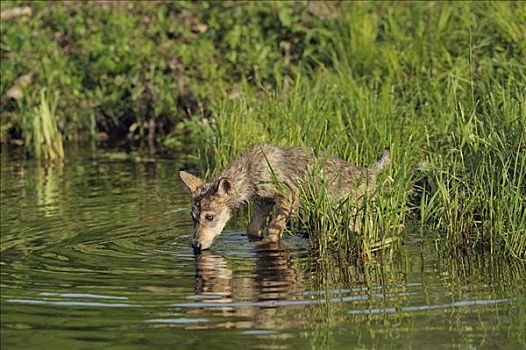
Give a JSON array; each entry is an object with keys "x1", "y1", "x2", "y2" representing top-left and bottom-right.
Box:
[{"x1": 185, "y1": 242, "x2": 305, "y2": 330}]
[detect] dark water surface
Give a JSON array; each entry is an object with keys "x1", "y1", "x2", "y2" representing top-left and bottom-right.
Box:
[{"x1": 1, "y1": 147, "x2": 525, "y2": 350}]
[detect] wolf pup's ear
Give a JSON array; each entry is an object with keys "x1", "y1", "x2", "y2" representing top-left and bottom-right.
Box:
[
  {"x1": 216, "y1": 177, "x2": 232, "y2": 196},
  {"x1": 179, "y1": 171, "x2": 204, "y2": 194}
]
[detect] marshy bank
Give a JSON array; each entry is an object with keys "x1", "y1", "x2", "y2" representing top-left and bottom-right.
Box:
[{"x1": 1, "y1": 3, "x2": 525, "y2": 261}]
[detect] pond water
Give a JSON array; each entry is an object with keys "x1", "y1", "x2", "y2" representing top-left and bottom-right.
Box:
[{"x1": 1, "y1": 146, "x2": 525, "y2": 350}]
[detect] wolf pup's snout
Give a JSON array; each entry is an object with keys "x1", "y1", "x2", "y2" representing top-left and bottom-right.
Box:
[{"x1": 191, "y1": 240, "x2": 202, "y2": 253}]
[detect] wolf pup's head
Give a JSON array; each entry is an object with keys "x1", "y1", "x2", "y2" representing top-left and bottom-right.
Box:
[{"x1": 179, "y1": 171, "x2": 234, "y2": 253}]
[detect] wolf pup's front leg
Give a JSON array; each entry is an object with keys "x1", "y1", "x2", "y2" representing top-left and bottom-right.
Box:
[
  {"x1": 247, "y1": 200, "x2": 274, "y2": 237},
  {"x1": 267, "y1": 196, "x2": 295, "y2": 242}
]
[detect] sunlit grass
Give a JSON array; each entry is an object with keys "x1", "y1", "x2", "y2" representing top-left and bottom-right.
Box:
[
  {"x1": 28, "y1": 89, "x2": 64, "y2": 162},
  {"x1": 194, "y1": 3, "x2": 526, "y2": 259}
]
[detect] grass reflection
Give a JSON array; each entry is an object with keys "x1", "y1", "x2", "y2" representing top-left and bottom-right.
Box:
[{"x1": 302, "y1": 240, "x2": 526, "y2": 349}]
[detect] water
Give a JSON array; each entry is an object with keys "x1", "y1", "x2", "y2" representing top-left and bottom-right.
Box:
[{"x1": 1, "y1": 146, "x2": 525, "y2": 350}]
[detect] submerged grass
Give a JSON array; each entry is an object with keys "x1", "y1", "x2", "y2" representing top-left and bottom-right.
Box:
[{"x1": 194, "y1": 3, "x2": 526, "y2": 259}]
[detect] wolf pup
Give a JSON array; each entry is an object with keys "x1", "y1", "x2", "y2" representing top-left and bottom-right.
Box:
[{"x1": 180, "y1": 144, "x2": 390, "y2": 252}]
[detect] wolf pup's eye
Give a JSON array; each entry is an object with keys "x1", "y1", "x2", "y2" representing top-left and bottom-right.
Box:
[{"x1": 205, "y1": 214, "x2": 214, "y2": 221}]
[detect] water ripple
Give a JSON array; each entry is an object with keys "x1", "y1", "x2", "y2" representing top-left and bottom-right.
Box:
[
  {"x1": 347, "y1": 298, "x2": 516, "y2": 315},
  {"x1": 7, "y1": 299, "x2": 140, "y2": 308}
]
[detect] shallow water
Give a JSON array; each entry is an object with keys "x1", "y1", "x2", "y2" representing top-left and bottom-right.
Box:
[{"x1": 1, "y1": 146, "x2": 525, "y2": 350}]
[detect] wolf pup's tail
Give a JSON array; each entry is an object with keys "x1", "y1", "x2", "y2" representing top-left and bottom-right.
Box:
[{"x1": 371, "y1": 148, "x2": 391, "y2": 173}]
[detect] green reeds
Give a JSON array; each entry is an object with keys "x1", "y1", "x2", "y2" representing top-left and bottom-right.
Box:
[
  {"x1": 32, "y1": 89, "x2": 64, "y2": 161},
  {"x1": 194, "y1": 3, "x2": 525, "y2": 259},
  {"x1": 421, "y1": 97, "x2": 526, "y2": 259},
  {"x1": 294, "y1": 149, "x2": 407, "y2": 260}
]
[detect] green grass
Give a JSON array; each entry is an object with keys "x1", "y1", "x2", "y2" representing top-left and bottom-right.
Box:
[
  {"x1": 29, "y1": 89, "x2": 64, "y2": 161},
  {"x1": 191, "y1": 2, "x2": 526, "y2": 259}
]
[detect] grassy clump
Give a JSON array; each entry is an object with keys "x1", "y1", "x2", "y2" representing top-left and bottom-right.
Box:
[
  {"x1": 30, "y1": 89, "x2": 64, "y2": 161},
  {"x1": 193, "y1": 3, "x2": 525, "y2": 259}
]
